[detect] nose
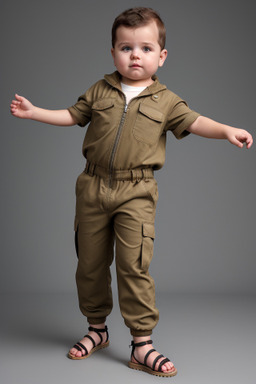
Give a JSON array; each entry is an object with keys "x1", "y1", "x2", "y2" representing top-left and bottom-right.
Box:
[{"x1": 131, "y1": 48, "x2": 140, "y2": 59}]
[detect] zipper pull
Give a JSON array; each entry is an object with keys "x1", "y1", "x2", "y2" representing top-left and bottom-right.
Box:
[{"x1": 124, "y1": 104, "x2": 128, "y2": 113}]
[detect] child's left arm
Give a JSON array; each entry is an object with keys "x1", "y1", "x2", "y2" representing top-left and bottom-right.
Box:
[{"x1": 187, "y1": 116, "x2": 253, "y2": 149}]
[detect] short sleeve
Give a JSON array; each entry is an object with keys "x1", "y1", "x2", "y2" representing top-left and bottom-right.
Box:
[
  {"x1": 67, "y1": 94, "x2": 92, "y2": 127},
  {"x1": 165, "y1": 96, "x2": 200, "y2": 139}
]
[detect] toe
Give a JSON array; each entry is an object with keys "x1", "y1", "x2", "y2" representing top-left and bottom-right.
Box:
[
  {"x1": 165, "y1": 361, "x2": 175, "y2": 371},
  {"x1": 70, "y1": 348, "x2": 81, "y2": 357},
  {"x1": 69, "y1": 348, "x2": 77, "y2": 356},
  {"x1": 158, "y1": 360, "x2": 176, "y2": 373}
]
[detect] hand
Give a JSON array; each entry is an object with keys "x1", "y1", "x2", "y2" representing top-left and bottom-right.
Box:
[
  {"x1": 10, "y1": 94, "x2": 34, "y2": 119},
  {"x1": 226, "y1": 128, "x2": 253, "y2": 149}
]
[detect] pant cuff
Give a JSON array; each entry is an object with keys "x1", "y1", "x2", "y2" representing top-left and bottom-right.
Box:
[
  {"x1": 87, "y1": 317, "x2": 107, "y2": 325},
  {"x1": 130, "y1": 329, "x2": 152, "y2": 336}
]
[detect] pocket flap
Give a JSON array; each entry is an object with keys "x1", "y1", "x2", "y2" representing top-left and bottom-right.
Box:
[
  {"x1": 142, "y1": 222, "x2": 155, "y2": 239},
  {"x1": 92, "y1": 98, "x2": 115, "y2": 111},
  {"x1": 139, "y1": 104, "x2": 164, "y2": 123}
]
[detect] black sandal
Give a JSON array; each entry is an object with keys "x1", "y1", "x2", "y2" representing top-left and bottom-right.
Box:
[
  {"x1": 68, "y1": 326, "x2": 109, "y2": 360},
  {"x1": 128, "y1": 340, "x2": 177, "y2": 377}
]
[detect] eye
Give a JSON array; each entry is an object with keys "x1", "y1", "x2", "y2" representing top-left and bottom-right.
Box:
[
  {"x1": 143, "y1": 46, "x2": 151, "y2": 52},
  {"x1": 121, "y1": 46, "x2": 131, "y2": 52}
]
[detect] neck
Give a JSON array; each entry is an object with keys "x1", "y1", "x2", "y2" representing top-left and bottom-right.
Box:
[{"x1": 121, "y1": 77, "x2": 154, "y2": 87}]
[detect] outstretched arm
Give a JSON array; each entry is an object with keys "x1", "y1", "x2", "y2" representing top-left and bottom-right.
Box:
[
  {"x1": 10, "y1": 94, "x2": 76, "y2": 126},
  {"x1": 187, "y1": 116, "x2": 253, "y2": 149}
]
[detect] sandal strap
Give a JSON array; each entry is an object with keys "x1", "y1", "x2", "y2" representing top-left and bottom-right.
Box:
[
  {"x1": 144, "y1": 348, "x2": 156, "y2": 365},
  {"x1": 152, "y1": 354, "x2": 164, "y2": 371},
  {"x1": 158, "y1": 357, "x2": 171, "y2": 372},
  {"x1": 88, "y1": 325, "x2": 109, "y2": 344},
  {"x1": 73, "y1": 342, "x2": 88, "y2": 356},
  {"x1": 72, "y1": 343, "x2": 82, "y2": 352},
  {"x1": 84, "y1": 334, "x2": 96, "y2": 348},
  {"x1": 130, "y1": 340, "x2": 153, "y2": 348},
  {"x1": 129, "y1": 340, "x2": 171, "y2": 373},
  {"x1": 89, "y1": 325, "x2": 108, "y2": 333},
  {"x1": 77, "y1": 342, "x2": 88, "y2": 356},
  {"x1": 130, "y1": 340, "x2": 154, "y2": 365}
]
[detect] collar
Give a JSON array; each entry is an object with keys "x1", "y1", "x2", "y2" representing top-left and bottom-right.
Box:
[{"x1": 104, "y1": 71, "x2": 166, "y2": 95}]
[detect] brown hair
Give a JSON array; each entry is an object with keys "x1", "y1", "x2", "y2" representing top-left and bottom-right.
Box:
[{"x1": 112, "y1": 7, "x2": 166, "y2": 50}]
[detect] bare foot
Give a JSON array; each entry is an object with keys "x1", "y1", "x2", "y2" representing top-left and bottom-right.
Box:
[
  {"x1": 69, "y1": 323, "x2": 108, "y2": 359},
  {"x1": 131, "y1": 336, "x2": 176, "y2": 374}
]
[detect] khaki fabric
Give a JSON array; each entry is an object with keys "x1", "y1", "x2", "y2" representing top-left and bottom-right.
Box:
[
  {"x1": 75, "y1": 171, "x2": 159, "y2": 336},
  {"x1": 68, "y1": 71, "x2": 200, "y2": 171},
  {"x1": 68, "y1": 71, "x2": 200, "y2": 335}
]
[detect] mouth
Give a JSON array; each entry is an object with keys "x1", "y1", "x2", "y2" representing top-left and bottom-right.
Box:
[{"x1": 130, "y1": 64, "x2": 141, "y2": 68}]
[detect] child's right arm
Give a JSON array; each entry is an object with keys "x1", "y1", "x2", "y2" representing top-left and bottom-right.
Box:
[{"x1": 10, "y1": 94, "x2": 76, "y2": 126}]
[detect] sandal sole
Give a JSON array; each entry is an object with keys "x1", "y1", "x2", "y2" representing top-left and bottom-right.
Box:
[
  {"x1": 128, "y1": 361, "x2": 177, "y2": 377},
  {"x1": 68, "y1": 341, "x2": 110, "y2": 360}
]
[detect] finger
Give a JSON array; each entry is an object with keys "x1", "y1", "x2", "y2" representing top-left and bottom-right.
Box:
[
  {"x1": 11, "y1": 109, "x2": 18, "y2": 116},
  {"x1": 233, "y1": 138, "x2": 244, "y2": 148},
  {"x1": 10, "y1": 105, "x2": 17, "y2": 112},
  {"x1": 11, "y1": 100, "x2": 21, "y2": 106},
  {"x1": 15, "y1": 93, "x2": 23, "y2": 101},
  {"x1": 246, "y1": 137, "x2": 253, "y2": 149},
  {"x1": 238, "y1": 134, "x2": 253, "y2": 149},
  {"x1": 10, "y1": 104, "x2": 20, "y2": 113},
  {"x1": 10, "y1": 104, "x2": 18, "y2": 112}
]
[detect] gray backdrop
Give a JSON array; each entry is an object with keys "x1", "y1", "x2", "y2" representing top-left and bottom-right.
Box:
[{"x1": 1, "y1": 0, "x2": 255, "y2": 295}]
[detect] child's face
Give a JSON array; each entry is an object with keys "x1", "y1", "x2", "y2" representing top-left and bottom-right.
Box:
[{"x1": 111, "y1": 21, "x2": 167, "y2": 87}]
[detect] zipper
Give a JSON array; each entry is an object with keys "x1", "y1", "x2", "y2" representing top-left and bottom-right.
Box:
[{"x1": 108, "y1": 101, "x2": 128, "y2": 188}]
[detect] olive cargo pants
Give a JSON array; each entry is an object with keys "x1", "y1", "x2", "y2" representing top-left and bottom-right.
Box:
[{"x1": 74, "y1": 164, "x2": 159, "y2": 336}]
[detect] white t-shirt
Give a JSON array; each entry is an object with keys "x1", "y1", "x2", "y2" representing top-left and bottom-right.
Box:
[{"x1": 121, "y1": 83, "x2": 147, "y2": 104}]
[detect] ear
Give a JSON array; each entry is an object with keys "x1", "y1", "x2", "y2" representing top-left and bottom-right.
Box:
[
  {"x1": 158, "y1": 49, "x2": 168, "y2": 67},
  {"x1": 111, "y1": 48, "x2": 116, "y2": 64}
]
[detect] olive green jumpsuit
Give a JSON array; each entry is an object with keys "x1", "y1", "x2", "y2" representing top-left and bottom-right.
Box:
[{"x1": 68, "y1": 71, "x2": 200, "y2": 336}]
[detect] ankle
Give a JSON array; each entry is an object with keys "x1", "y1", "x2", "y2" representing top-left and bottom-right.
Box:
[
  {"x1": 133, "y1": 336, "x2": 151, "y2": 344},
  {"x1": 89, "y1": 322, "x2": 106, "y2": 329}
]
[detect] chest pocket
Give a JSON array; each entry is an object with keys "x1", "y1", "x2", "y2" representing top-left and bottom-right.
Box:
[
  {"x1": 91, "y1": 98, "x2": 115, "y2": 139},
  {"x1": 133, "y1": 103, "x2": 164, "y2": 145}
]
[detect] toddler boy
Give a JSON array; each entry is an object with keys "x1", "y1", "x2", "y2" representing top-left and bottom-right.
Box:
[{"x1": 10, "y1": 7, "x2": 252, "y2": 378}]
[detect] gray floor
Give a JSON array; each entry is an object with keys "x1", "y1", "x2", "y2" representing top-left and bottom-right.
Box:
[{"x1": 1, "y1": 292, "x2": 255, "y2": 384}]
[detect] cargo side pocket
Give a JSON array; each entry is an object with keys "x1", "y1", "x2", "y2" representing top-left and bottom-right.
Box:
[
  {"x1": 74, "y1": 217, "x2": 79, "y2": 259},
  {"x1": 141, "y1": 222, "x2": 155, "y2": 270}
]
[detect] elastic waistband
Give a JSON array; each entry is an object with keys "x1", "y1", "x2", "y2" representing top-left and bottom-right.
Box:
[{"x1": 84, "y1": 161, "x2": 154, "y2": 181}]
